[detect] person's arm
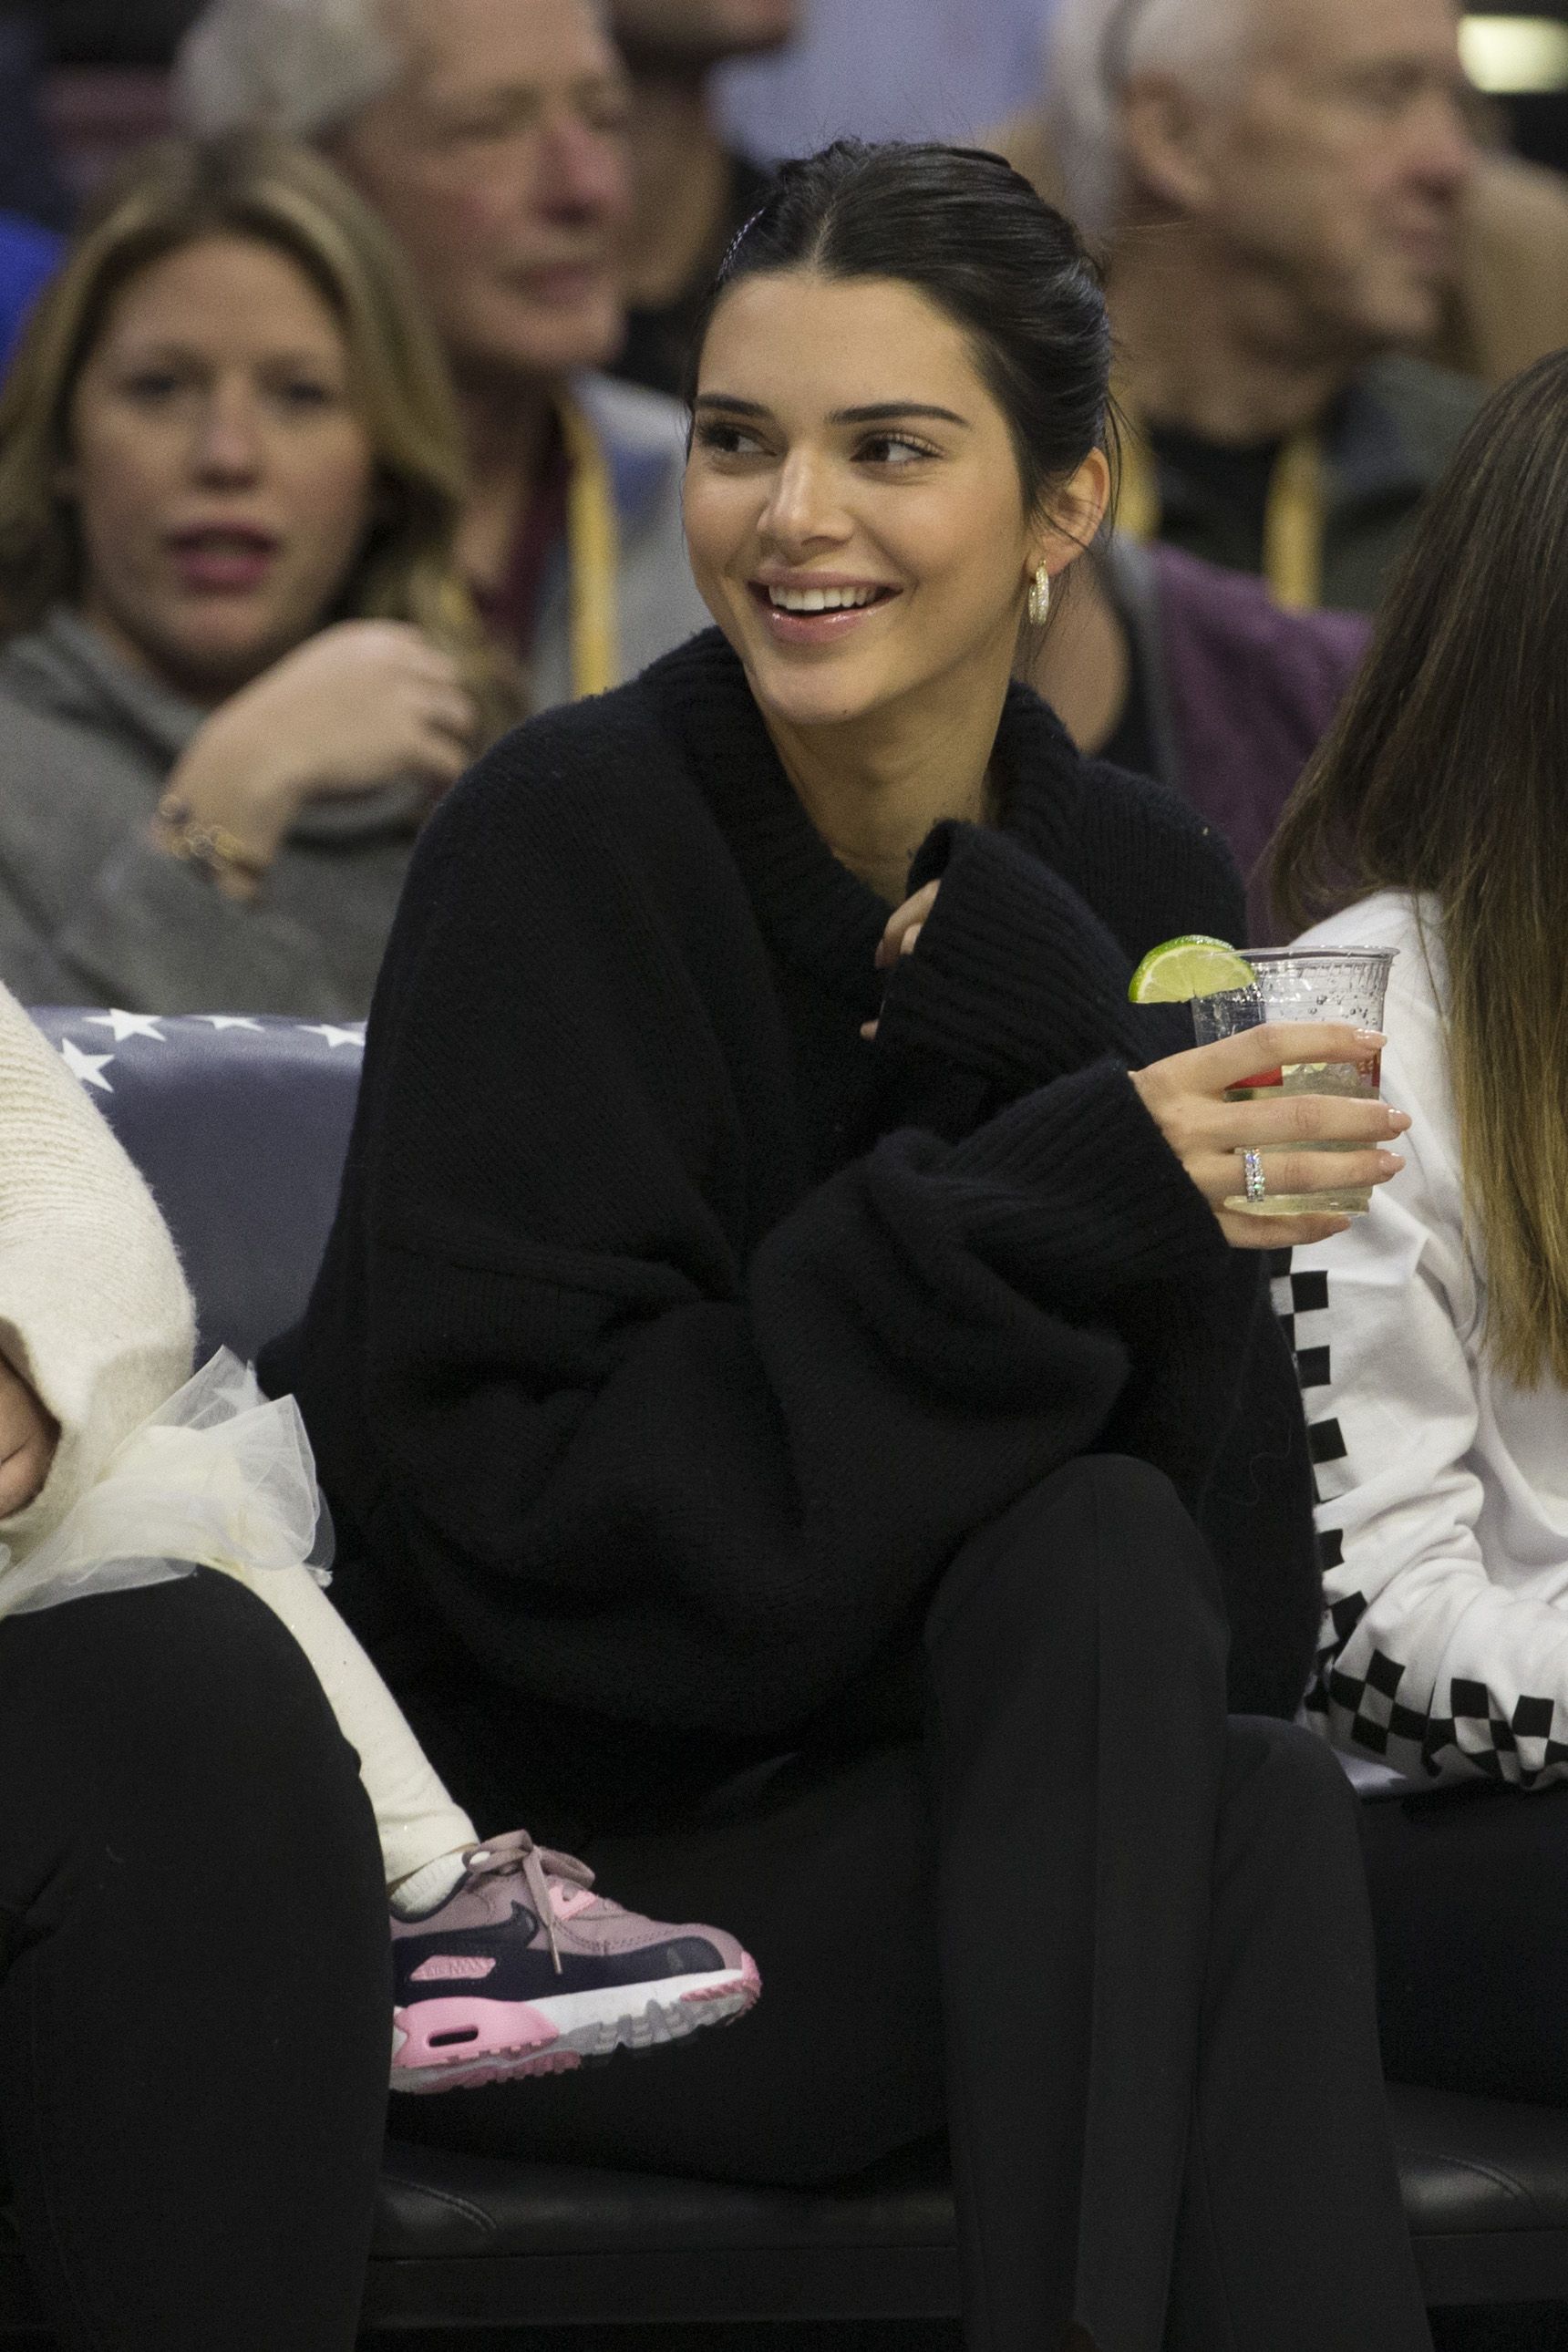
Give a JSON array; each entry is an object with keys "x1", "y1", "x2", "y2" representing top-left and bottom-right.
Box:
[
  {"x1": 0, "y1": 985, "x2": 194, "y2": 1558},
  {"x1": 0, "y1": 693, "x2": 358, "y2": 1016},
  {"x1": 46, "y1": 828, "x2": 373, "y2": 1017},
  {"x1": 0, "y1": 623, "x2": 473, "y2": 1016},
  {"x1": 152, "y1": 622, "x2": 473, "y2": 883},
  {"x1": 298, "y1": 736, "x2": 1264, "y2": 1742},
  {"x1": 0, "y1": 856, "x2": 101, "y2": 1006},
  {"x1": 1288, "y1": 1013, "x2": 1568, "y2": 1785},
  {"x1": 871, "y1": 775, "x2": 1238, "y2": 1095},
  {"x1": 859, "y1": 781, "x2": 1326, "y2": 1712}
]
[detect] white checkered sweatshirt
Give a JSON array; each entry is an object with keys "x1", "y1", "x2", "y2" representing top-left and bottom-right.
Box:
[{"x1": 1283, "y1": 891, "x2": 1568, "y2": 1789}]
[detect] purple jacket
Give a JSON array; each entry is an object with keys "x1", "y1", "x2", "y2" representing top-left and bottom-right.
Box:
[{"x1": 1106, "y1": 540, "x2": 1369, "y2": 944}]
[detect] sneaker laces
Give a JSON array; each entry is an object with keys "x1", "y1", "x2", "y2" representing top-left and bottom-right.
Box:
[{"x1": 460, "y1": 1830, "x2": 595, "y2": 1976}]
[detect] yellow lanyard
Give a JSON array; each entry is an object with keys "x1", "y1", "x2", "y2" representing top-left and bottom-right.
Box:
[
  {"x1": 556, "y1": 395, "x2": 623, "y2": 698},
  {"x1": 1117, "y1": 418, "x2": 1326, "y2": 613}
]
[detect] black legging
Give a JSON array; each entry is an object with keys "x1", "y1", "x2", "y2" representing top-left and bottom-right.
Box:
[
  {"x1": 0, "y1": 1569, "x2": 390, "y2": 2352},
  {"x1": 397, "y1": 1454, "x2": 1432, "y2": 2352},
  {"x1": 1361, "y1": 1775, "x2": 1568, "y2": 2104}
]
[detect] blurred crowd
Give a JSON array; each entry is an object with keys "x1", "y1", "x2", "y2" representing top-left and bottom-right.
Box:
[{"x1": 0, "y1": 0, "x2": 1562, "y2": 1011}]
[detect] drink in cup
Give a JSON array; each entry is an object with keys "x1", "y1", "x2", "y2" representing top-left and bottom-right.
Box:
[{"x1": 1189, "y1": 949, "x2": 1395, "y2": 1215}]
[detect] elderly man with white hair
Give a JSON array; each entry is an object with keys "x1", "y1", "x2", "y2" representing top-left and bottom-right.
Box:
[
  {"x1": 175, "y1": 0, "x2": 710, "y2": 707},
  {"x1": 1030, "y1": 0, "x2": 1483, "y2": 614}
]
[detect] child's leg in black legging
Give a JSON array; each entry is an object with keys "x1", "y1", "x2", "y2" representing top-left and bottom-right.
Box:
[{"x1": 0, "y1": 1569, "x2": 390, "y2": 2352}]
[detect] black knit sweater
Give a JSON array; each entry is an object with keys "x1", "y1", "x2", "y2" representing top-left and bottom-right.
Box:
[{"x1": 268, "y1": 630, "x2": 1320, "y2": 1835}]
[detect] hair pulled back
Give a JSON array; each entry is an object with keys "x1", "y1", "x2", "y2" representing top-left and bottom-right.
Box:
[{"x1": 687, "y1": 139, "x2": 1117, "y2": 517}]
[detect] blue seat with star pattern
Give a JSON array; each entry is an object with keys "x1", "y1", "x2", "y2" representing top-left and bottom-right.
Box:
[{"x1": 29, "y1": 1006, "x2": 364, "y2": 1365}]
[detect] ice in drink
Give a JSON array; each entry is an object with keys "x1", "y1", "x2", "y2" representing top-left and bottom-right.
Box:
[
  {"x1": 1222, "y1": 1053, "x2": 1384, "y2": 1215},
  {"x1": 1188, "y1": 946, "x2": 1395, "y2": 1219}
]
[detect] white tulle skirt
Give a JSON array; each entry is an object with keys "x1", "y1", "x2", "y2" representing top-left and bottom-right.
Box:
[{"x1": 0, "y1": 1349, "x2": 330, "y2": 1622}]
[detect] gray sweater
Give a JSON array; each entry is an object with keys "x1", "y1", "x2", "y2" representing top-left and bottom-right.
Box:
[
  {"x1": 0, "y1": 383, "x2": 709, "y2": 1017},
  {"x1": 0, "y1": 611, "x2": 426, "y2": 1016}
]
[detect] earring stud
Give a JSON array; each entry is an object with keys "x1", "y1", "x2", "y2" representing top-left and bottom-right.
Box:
[{"x1": 1028, "y1": 564, "x2": 1051, "y2": 626}]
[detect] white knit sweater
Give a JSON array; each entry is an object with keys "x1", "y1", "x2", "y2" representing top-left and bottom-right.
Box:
[
  {"x1": 0, "y1": 986, "x2": 475, "y2": 1881},
  {"x1": 1290, "y1": 891, "x2": 1568, "y2": 1786},
  {"x1": 0, "y1": 984, "x2": 193, "y2": 1560}
]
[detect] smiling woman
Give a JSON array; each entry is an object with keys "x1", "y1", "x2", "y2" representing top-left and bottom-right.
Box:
[
  {"x1": 676, "y1": 142, "x2": 1119, "y2": 901},
  {"x1": 273, "y1": 139, "x2": 1429, "y2": 2352},
  {"x1": 0, "y1": 133, "x2": 518, "y2": 1016}
]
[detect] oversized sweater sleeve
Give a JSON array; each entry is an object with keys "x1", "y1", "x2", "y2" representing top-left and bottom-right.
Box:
[
  {"x1": 1289, "y1": 969, "x2": 1568, "y2": 1785},
  {"x1": 868, "y1": 784, "x2": 1319, "y2": 1714},
  {"x1": 0, "y1": 988, "x2": 194, "y2": 1560},
  {"x1": 307, "y1": 739, "x2": 1242, "y2": 1739},
  {"x1": 872, "y1": 772, "x2": 1243, "y2": 1093}
]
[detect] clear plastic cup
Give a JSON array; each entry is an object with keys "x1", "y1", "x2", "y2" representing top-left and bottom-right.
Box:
[{"x1": 1190, "y1": 948, "x2": 1396, "y2": 1215}]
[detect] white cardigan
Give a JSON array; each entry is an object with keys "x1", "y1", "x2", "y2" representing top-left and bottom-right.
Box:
[
  {"x1": 0, "y1": 990, "x2": 478, "y2": 1880},
  {"x1": 1290, "y1": 891, "x2": 1568, "y2": 1785},
  {"x1": 0, "y1": 984, "x2": 193, "y2": 1561}
]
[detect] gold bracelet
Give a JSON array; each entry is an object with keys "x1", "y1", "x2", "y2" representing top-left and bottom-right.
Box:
[{"x1": 152, "y1": 800, "x2": 269, "y2": 901}]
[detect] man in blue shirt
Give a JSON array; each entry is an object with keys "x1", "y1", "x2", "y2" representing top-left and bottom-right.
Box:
[
  {"x1": 715, "y1": 0, "x2": 1053, "y2": 156},
  {"x1": 0, "y1": 8, "x2": 68, "y2": 367},
  {"x1": 0, "y1": 212, "x2": 62, "y2": 371}
]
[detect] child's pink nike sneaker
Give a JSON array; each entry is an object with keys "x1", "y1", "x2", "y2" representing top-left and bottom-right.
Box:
[{"x1": 389, "y1": 1829, "x2": 760, "y2": 2093}]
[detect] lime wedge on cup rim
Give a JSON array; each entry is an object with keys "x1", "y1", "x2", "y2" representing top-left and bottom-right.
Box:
[{"x1": 1128, "y1": 936, "x2": 1256, "y2": 1005}]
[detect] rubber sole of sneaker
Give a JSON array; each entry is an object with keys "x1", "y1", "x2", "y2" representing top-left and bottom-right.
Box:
[{"x1": 390, "y1": 1956, "x2": 761, "y2": 2094}]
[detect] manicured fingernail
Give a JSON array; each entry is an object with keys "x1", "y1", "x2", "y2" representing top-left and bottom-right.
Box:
[
  {"x1": 1389, "y1": 1110, "x2": 1412, "y2": 1130},
  {"x1": 1380, "y1": 1152, "x2": 1406, "y2": 1173},
  {"x1": 1355, "y1": 1029, "x2": 1386, "y2": 1046}
]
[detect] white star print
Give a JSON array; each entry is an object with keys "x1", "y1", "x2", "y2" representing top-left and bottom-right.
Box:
[
  {"x1": 194, "y1": 1016, "x2": 264, "y2": 1032},
  {"x1": 84, "y1": 1009, "x2": 166, "y2": 1044},
  {"x1": 300, "y1": 1024, "x2": 365, "y2": 1050},
  {"x1": 59, "y1": 1038, "x2": 114, "y2": 1092}
]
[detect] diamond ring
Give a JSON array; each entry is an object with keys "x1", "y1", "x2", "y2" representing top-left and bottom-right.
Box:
[{"x1": 1242, "y1": 1149, "x2": 1267, "y2": 1205}]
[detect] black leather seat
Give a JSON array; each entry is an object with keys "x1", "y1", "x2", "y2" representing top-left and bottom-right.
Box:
[
  {"x1": 1, "y1": 1007, "x2": 1563, "y2": 2335},
  {"x1": 5, "y1": 2085, "x2": 1568, "y2": 2332}
]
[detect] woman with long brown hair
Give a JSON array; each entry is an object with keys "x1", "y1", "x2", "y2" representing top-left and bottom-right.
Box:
[
  {"x1": 1271, "y1": 345, "x2": 1568, "y2": 2100},
  {"x1": 0, "y1": 131, "x2": 516, "y2": 1015}
]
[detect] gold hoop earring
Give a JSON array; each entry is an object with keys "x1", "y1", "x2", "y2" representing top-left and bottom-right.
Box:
[{"x1": 1027, "y1": 564, "x2": 1051, "y2": 626}]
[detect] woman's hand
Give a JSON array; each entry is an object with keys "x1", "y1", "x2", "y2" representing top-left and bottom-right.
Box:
[
  {"x1": 159, "y1": 621, "x2": 478, "y2": 874},
  {"x1": 0, "y1": 1354, "x2": 57, "y2": 1517},
  {"x1": 1130, "y1": 1020, "x2": 1412, "y2": 1251},
  {"x1": 874, "y1": 880, "x2": 940, "y2": 969},
  {"x1": 861, "y1": 881, "x2": 941, "y2": 1039}
]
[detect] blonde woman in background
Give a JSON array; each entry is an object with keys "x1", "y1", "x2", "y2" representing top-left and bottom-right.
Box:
[{"x1": 0, "y1": 133, "x2": 518, "y2": 1016}]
